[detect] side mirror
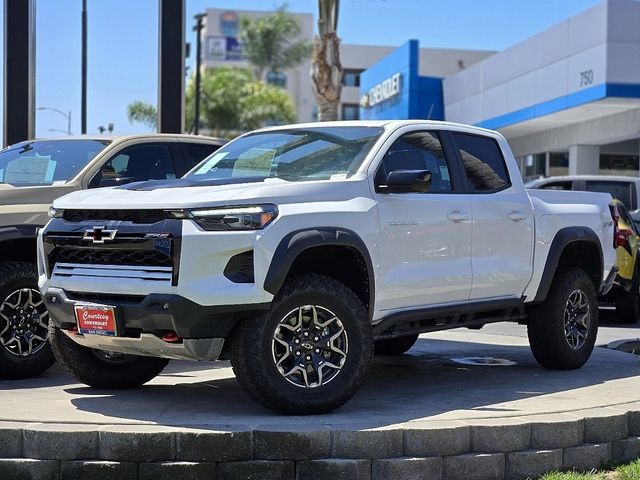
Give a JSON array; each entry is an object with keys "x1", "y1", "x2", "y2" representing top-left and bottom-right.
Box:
[
  {"x1": 382, "y1": 169, "x2": 432, "y2": 193},
  {"x1": 96, "y1": 177, "x2": 137, "y2": 188}
]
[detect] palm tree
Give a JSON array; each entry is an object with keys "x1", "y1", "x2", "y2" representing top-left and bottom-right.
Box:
[{"x1": 311, "y1": 0, "x2": 342, "y2": 121}]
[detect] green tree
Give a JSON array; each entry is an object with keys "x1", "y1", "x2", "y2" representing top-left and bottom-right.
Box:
[
  {"x1": 126, "y1": 100, "x2": 157, "y2": 130},
  {"x1": 187, "y1": 67, "x2": 296, "y2": 136},
  {"x1": 239, "y1": 5, "x2": 312, "y2": 82}
]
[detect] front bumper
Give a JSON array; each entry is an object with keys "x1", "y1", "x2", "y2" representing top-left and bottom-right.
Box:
[{"x1": 45, "y1": 287, "x2": 269, "y2": 360}]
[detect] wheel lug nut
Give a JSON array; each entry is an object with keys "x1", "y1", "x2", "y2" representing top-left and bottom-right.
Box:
[
  {"x1": 294, "y1": 338, "x2": 300, "y2": 344},
  {"x1": 315, "y1": 348, "x2": 320, "y2": 353},
  {"x1": 313, "y1": 336, "x2": 319, "y2": 341},
  {"x1": 303, "y1": 332, "x2": 309, "y2": 337},
  {"x1": 305, "y1": 355, "x2": 311, "y2": 361},
  {"x1": 295, "y1": 350, "x2": 301, "y2": 356}
]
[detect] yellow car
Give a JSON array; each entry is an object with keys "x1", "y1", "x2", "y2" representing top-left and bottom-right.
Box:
[{"x1": 609, "y1": 199, "x2": 640, "y2": 323}]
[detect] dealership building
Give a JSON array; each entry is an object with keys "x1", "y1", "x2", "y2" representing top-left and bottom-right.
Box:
[{"x1": 360, "y1": 0, "x2": 640, "y2": 179}]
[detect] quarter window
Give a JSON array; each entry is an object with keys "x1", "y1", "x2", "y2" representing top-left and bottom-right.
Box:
[
  {"x1": 376, "y1": 131, "x2": 453, "y2": 193},
  {"x1": 453, "y1": 133, "x2": 510, "y2": 192}
]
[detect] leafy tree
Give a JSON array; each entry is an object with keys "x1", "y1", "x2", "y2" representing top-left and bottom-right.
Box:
[
  {"x1": 187, "y1": 67, "x2": 296, "y2": 136},
  {"x1": 126, "y1": 100, "x2": 157, "y2": 130},
  {"x1": 239, "y1": 5, "x2": 312, "y2": 82},
  {"x1": 312, "y1": 0, "x2": 342, "y2": 121}
]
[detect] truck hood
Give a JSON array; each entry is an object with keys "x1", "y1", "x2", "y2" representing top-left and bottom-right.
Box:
[
  {"x1": 53, "y1": 176, "x2": 372, "y2": 210},
  {"x1": 0, "y1": 183, "x2": 79, "y2": 227}
]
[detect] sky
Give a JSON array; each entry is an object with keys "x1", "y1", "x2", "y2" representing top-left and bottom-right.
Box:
[{"x1": 0, "y1": 0, "x2": 603, "y2": 145}]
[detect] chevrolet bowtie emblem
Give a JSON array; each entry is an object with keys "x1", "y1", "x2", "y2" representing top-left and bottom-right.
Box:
[{"x1": 82, "y1": 226, "x2": 117, "y2": 244}]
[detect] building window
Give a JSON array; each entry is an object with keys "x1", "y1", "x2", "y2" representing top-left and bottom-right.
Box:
[
  {"x1": 341, "y1": 104, "x2": 360, "y2": 121},
  {"x1": 266, "y1": 71, "x2": 287, "y2": 88},
  {"x1": 343, "y1": 69, "x2": 363, "y2": 87}
]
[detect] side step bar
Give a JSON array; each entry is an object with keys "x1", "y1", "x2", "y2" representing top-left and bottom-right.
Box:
[{"x1": 373, "y1": 298, "x2": 526, "y2": 339}]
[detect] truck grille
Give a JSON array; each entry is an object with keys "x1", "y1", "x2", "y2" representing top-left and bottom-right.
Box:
[
  {"x1": 50, "y1": 248, "x2": 172, "y2": 268},
  {"x1": 43, "y1": 218, "x2": 182, "y2": 286}
]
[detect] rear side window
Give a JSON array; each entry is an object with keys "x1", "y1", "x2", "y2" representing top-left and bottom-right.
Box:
[
  {"x1": 185, "y1": 143, "x2": 222, "y2": 168},
  {"x1": 586, "y1": 181, "x2": 637, "y2": 211},
  {"x1": 453, "y1": 133, "x2": 510, "y2": 192}
]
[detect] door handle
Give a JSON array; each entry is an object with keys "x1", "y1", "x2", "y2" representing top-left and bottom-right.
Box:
[
  {"x1": 509, "y1": 211, "x2": 527, "y2": 222},
  {"x1": 447, "y1": 211, "x2": 468, "y2": 223}
]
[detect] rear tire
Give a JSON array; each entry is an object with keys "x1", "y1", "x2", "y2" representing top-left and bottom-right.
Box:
[
  {"x1": 527, "y1": 267, "x2": 598, "y2": 370},
  {"x1": 374, "y1": 334, "x2": 419, "y2": 355},
  {"x1": 614, "y1": 275, "x2": 640, "y2": 324},
  {"x1": 49, "y1": 325, "x2": 169, "y2": 389},
  {"x1": 0, "y1": 262, "x2": 55, "y2": 379},
  {"x1": 230, "y1": 273, "x2": 373, "y2": 415}
]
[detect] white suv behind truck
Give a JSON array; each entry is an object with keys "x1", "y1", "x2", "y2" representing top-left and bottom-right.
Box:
[{"x1": 38, "y1": 121, "x2": 617, "y2": 414}]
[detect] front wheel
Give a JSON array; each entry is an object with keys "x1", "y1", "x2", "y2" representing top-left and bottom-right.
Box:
[
  {"x1": 527, "y1": 267, "x2": 598, "y2": 370},
  {"x1": 230, "y1": 274, "x2": 373, "y2": 415},
  {"x1": 49, "y1": 326, "x2": 169, "y2": 389},
  {"x1": 0, "y1": 262, "x2": 55, "y2": 379}
]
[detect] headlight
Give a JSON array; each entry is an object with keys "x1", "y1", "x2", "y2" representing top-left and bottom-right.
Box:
[
  {"x1": 187, "y1": 204, "x2": 278, "y2": 231},
  {"x1": 48, "y1": 206, "x2": 64, "y2": 218}
]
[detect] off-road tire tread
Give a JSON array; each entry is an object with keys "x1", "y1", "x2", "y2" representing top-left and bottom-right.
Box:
[
  {"x1": 374, "y1": 333, "x2": 419, "y2": 355},
  {"x1": 49, "y1": 325, "x2": 169, "y2": 389},
  {"x1": 230, "y1": 273, "x2": 373, "y2": 415},
  {"x1": 527, "y1": 267, "x2": 598, "y2": 370},
  {"x1": 0, "y1": 262, "x2": 55, "y2": 379}
]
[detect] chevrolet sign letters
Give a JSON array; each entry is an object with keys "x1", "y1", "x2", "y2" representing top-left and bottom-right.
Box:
[{"x1": 360, "y1": 73, "x2": 402, "y2": 108}]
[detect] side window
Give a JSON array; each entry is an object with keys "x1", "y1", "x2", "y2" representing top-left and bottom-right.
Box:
[
  {"x1": 453, "y1": 133, "x2": 510, "y2": 192},
  {"x1": 92, "y1": 143, "x2": 176, "y2": 187},
  {"x1": 185, "y1": 143, "x2": 222, "y2": 169},
  {"x1": 541, "y1": 181, "x2": 572, "y2": 190},
  {"x1": 586, "y1": 181, "x2": 636, "y2": 211},
  {"x1": 375, "y1": 131, "x2": 453, "y2": 193}
]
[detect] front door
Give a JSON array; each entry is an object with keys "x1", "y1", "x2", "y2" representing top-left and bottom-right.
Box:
[{"x1": 373, "y1": 129, "x2": 473, "y2": 312}]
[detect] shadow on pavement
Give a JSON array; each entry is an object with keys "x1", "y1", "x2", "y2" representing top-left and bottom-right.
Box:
[{"x1": 58, "y1": 336, "x2": 640, "y2": 430}]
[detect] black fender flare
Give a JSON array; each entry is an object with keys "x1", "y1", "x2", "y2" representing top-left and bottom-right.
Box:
[
  {"x1": 263, "y1": 227, "x2": 375, "y2": 309},
  {"x1": 533, "y1": 226, "x2": 604, "y2": 303}
]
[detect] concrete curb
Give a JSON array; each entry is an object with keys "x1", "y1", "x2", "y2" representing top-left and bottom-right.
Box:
[{"x1": 1, "y1": 406, "x2": 639, "y2": 480}]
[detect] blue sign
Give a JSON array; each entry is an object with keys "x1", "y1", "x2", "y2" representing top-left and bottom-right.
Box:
[{"x1": 360, "y1": 40, "x2": 444, "y2": 121}]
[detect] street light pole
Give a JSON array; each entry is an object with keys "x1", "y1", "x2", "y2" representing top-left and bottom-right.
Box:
[
  {"x1": 36, "y1": 107, "x2": 72, "y2": 135},
  {"x1": 193, "y1": 13, "x2": 205, "y2": 135},
  {"x1": 81, "y1": 0, "x2": 87, "y2": 134}
]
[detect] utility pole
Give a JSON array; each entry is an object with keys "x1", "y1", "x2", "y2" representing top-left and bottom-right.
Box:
[
  {"x1": 193, "y1": 13, "x2": 205, "y2": 135},
  {"x1": 81, "y1": 0, "x2": 87, "y2": 134}
]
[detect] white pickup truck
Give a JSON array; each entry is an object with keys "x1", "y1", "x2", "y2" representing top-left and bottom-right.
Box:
[{"x1": 38, "y1": 121, "x2": 617, "y2": 414}]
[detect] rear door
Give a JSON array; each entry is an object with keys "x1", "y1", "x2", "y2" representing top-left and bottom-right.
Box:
[{"x1": 451, "y1": 132, "x2": 534, "y2": 300}]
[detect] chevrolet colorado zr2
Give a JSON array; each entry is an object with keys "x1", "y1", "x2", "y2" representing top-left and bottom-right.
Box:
[{"x1": 38, "y1": 121, "x2": 617, "y2": 414}]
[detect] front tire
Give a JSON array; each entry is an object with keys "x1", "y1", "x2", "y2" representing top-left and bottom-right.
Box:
[
  {"x1": 230, "y1": 274, "x2": 373, "y2": 415},
  {"x1": 0, "y1": 262, "x2": 55, "y2": 379},
  {"x1": 49, "y1": 326, "x2": 169, "y2": 389},
  {"x1": 374, "y1": 334, "x2": 419, "y2": 355},
  {"x1": 527, "y1": 267, "x2": 598, "y2": 370}
]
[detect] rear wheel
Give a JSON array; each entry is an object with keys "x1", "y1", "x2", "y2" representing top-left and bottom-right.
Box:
[
  {"x1": 230, "y1": 273, "x2": 373, "y2": 415},
  {"x1": 49, "y1": 325, "x2": 169, "y2": 389},
  {"x1": 374, "y1": 334, "x2": 419, "y2": 355},
  {"x1": 528, "y1": 267, "x2": 598, "y2": 370},
  {"x1": 0, "y1": 262, "x2": 55, "y2": 379},
  {"x1": 614, "y1": 275, "x2": 640, "y2": 324}
]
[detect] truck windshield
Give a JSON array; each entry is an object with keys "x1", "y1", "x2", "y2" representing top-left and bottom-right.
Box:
[
  {"x1": 0, "y1": 139, "x2": 110, "y2": 186},
  {"x1": 187, "y1": 126, "x2": 384, "y2": 182}
]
